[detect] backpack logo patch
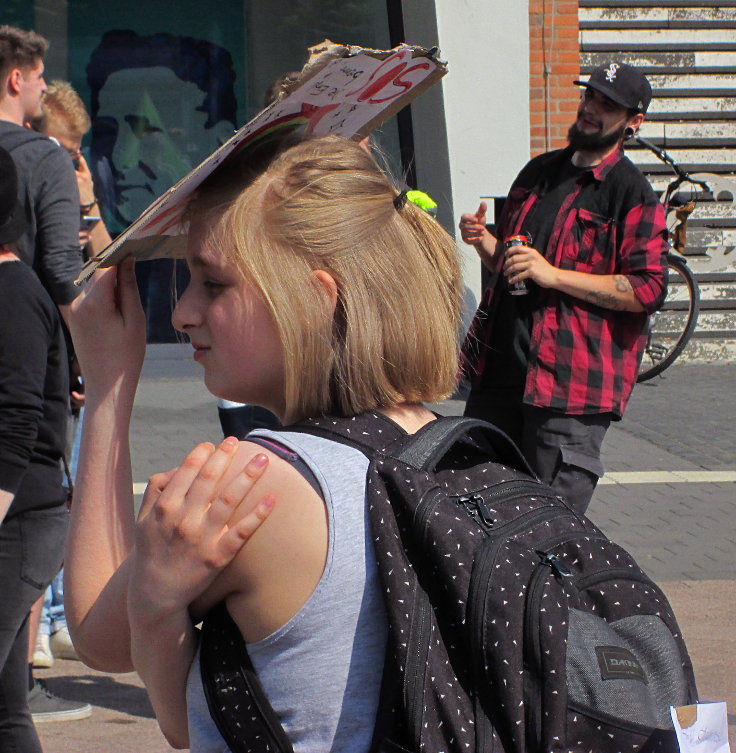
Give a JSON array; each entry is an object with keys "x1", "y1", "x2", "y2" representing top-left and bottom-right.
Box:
[{"x1": 596, "y1": 646, "x2": 648, "y2": 683}]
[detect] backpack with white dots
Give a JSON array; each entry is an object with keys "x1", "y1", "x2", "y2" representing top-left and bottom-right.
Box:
[{"x1": 200, "y1": 412, "x2": 697, "y2": 753}]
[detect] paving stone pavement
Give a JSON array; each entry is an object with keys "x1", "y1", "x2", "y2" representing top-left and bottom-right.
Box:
[{"x1": 37, "y1": 347, "x2": 734, "y2": 751}]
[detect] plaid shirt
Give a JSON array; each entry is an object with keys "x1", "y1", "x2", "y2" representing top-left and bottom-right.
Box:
[{"x1": 462, "y1": 147, "x2": 668, "y2": 418}]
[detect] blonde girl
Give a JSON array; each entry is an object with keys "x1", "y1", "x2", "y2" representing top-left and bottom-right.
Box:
[{"x1": 65, "y1": 136, "x2": 462, "y2": 752}]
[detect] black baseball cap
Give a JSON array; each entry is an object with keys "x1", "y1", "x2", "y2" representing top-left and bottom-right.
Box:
[
  {"x1": 0, "y1": 147, "x2": 27, "y2": 246},
  {"x1": 574, "y1": 62, "x2": 652, "y2": 113}
]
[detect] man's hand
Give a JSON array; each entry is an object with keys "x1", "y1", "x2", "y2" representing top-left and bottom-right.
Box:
[
  {"x1": 504, "y1": 245, "x2": 645, "y2": 312},
  {"x1": 503, "y1": 244, "x2": 559, "y2": 288},
  {"x1": 459, "y1": 202, "x2": 488, "y2": 246},
  {"x1": 459, "y1": 202, "x2": 497, "y2": 270}
]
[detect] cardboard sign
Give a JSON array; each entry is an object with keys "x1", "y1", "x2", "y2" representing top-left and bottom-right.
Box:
[{"x1": 77, "y1": 40, "x2": 447, "y2": 282}]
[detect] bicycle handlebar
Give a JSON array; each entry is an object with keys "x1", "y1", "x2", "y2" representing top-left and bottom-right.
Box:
[{"x1": 633, "y1": 135, "x2": 711, "y2": 194}]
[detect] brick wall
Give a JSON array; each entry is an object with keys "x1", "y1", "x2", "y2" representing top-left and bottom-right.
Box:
[{"x1": 528, "y1": 0, "x2": 580, "y2": 156}]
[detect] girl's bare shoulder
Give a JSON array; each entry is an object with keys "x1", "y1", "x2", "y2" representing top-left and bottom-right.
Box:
[{"x1": 189, "y1": 439, "x2": 328, "y2": 635}]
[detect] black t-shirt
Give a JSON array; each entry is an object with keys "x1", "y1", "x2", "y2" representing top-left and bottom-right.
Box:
[
  {"x1": 0, "y1": 260, "x2": 69, "y2": 519},
  {"x1": 485, "y1": 157, "x2": 589, "y2": 390}
]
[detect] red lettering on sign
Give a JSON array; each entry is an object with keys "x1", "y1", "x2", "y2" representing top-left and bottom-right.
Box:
[
  {"x1": 345, "y1": 49, "x2": 409, "y2": 98},
  {"x1": 357, "y1": 63, "x2": 407, "y2": 103},
  {"x1": 345, "y1": 50, "x2": 432, "y2": 105},
  {"x1": 390, "y1": 62, "x2": 431, "y2": 97}
]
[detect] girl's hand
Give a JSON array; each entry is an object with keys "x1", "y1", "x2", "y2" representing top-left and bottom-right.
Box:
[
  {"x1": 129, "y1": 438, "x2": 273, "y2": 617},
  {"x1": 75, "y1": 154, "x2": 96, "y2": 206},
  {"x1": 68, "y1": 257, "x2": 146, "y2": 401}
]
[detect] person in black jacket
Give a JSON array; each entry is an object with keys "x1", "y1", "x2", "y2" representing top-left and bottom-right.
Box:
[
  {"x1": 0, "y1": 26, "x2": 82, "y2": 321},
  {"x1": 0, "y1": 145, "x2": 88, "y2": 751}
]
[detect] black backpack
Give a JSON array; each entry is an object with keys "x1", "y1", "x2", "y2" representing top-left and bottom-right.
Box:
[{"x1": 200, "y1": 412, "x2": 697, "y2": 753}]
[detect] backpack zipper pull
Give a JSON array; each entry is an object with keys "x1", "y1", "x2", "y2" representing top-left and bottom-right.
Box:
[
  {"x1": 538, "y1": 551, "x2": 572, "y2": 579},
  {"x1": 458, "y1": 494, "x2": 495, "y2": 528}
]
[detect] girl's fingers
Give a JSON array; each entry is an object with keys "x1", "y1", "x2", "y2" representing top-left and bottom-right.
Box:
[
  {"x1": 218, "y1": 495, "x2": 276, "y2": 559},
  {"x1": 138, "y1": 467, "x2": 179, "y2": 521},
  {"x1": 153, "y1": 442, "x2": 216, "y2": 519},
  {"x1": 205, "y1": 453, "x2": 269, "y2": 528},
  {"x1": 180, "y1": 437, "x2": 241, "y2": 516}
]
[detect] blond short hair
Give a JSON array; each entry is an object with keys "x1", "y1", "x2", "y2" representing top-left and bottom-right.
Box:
[
  {"x1": 193, "y1": 136, "x2": 462, "y2": 424},
  {"x1": 33, "y1": 80, "x2": 90, "y2": 138}
]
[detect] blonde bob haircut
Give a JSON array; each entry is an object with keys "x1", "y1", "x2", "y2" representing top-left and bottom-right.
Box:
[{"x1": 192, "y1": 135, "x2": 462, "y2": 424}]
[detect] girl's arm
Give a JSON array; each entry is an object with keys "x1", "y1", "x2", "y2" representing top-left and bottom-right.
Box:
[
  {"x1": 127, "y1": 441, "x2": 273, "y2": 748},
  {"x1": 64, "y1": 259, "x2": 145, "y2": 670}
]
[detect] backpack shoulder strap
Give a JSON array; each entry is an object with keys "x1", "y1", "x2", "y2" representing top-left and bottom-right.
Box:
[
  {"x1": 394, "y1": 416, "x2": 535, "y2": 475},
  {"x1": 200, "y1": 602, "x2": 294, "y2": 753},
  {"x1": 288, "y1": 411, "x2": 406, "y2": 454},
  {"x1": 290, "y1": 413, "x2": 535, "y2": 477}
]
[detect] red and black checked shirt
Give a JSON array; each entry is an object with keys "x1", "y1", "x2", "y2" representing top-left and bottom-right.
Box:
[{"x1": 462, "y1": 147, "x2": 668, "y2": 418}]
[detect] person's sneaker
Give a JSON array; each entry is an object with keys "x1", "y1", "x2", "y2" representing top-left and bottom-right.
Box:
[
  {"x1": 28, "y1": 679, "x2": 92, "y2": 723},
  {"x1": 49, "y1": 626, "x2": 79, "y2": 661},
  {"x1": 32, "y1": 632, "x2": 54, "y2": 668}
]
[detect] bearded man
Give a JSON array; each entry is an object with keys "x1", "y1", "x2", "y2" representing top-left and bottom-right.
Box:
[{"x1": 459, "y1": 62, "x2": 668, "y2": 514}]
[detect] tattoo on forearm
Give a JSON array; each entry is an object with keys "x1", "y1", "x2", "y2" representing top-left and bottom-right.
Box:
[
  {"x1": 586, "y1": 276, "x2": 633, "y2": 311},
  {"x1": 586, "y1": 291, "x2": 625, "y2": 310}
]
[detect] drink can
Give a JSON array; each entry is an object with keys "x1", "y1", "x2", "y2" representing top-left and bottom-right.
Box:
[{"x1": 504, "y1": 234, "x2": 530, "y2": 296}]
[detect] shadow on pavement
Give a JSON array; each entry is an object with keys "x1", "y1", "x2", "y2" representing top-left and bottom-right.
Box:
[{"x1": 42, "y1": 673, "x2": 155, "y2": 718}]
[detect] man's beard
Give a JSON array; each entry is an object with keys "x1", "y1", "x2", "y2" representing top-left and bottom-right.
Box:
[{"x1": 567, "y1": 120, "x2": 625, "y2": 152}]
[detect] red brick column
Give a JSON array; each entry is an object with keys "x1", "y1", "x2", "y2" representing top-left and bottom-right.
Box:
[{"x1": 528, "y1": 0, "x2": 580, "y2": 157}]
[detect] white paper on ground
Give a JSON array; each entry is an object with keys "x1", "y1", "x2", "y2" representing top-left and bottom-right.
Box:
[{"x1": 671, "y1": 702, "x2": 731, "y2": 753}]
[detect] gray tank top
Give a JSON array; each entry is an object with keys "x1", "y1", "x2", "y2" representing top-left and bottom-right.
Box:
[{"x1": 186, "y1": 430, "x2": 388, "y2": 753}]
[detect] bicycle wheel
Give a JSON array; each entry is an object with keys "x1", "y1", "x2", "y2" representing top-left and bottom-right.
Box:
[{"x1": 637, "y1": 253, "x2": 700, "y2": 382}]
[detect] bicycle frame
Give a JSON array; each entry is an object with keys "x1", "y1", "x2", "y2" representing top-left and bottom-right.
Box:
[{"x1": 632, "y1": 135, "x2": 703, "y2": 381}]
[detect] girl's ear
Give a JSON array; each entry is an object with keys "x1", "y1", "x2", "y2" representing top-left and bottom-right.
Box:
[{"x1": 312, "y1": 269, "x2": 338, "y2": 313}]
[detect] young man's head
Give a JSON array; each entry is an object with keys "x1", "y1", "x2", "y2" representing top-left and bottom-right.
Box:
[
  {"x1": 31, "y1": 80, "x2": 91, "y2": 161},
  {"x1": 569, "y1": 62, "x2": 651, "y2": 153},
  {"x1": 0, "y1": 26, "x2": 49, "y2": 124}
]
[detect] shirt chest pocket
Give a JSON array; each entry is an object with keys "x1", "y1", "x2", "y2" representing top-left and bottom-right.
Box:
[{"x1": 564, "y1": 208, "x2": 616, "y2": 272}]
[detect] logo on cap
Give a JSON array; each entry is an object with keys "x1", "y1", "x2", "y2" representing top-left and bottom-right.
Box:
[{"x1": 605, "y1": 63, "x2": 620, "y2": 82}]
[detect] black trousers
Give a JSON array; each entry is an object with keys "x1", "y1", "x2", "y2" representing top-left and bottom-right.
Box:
[
  {"x1": 465, "y1": 388, "x2": 611, "y2": 515},
  {"x1": 0, "y1": 505, "x2": 68, "y2": 753}
]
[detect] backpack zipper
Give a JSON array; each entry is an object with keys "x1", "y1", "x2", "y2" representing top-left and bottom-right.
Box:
[
  {"x1": 523, "y1": 531, "x2": 675, "y2": 752},
  {"x1": 403, "y1": 487, "x2": 445, "y2": 739},
  {"x1": 468, "y1": 504, "x2": 571, "y2": 751},
  {"x1": 455, "y1": 480, "x2": 557, "y2": 530},
  {"x1": 458, "y1": 493, "x2": 495, "y2": 527},
  {"x1": 411, "y1": 482, "x2": 564, "y2": 748},
  {"x1": 575, "y1": 566, "x2": 664, "y2": 594},
  {"x1": 520, "y1": 524, "x2": 589, "y2": 751}
]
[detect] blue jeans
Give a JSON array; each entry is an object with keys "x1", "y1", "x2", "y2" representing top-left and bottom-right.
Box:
[
  {"x1": 38, "y1": 570, "x2": 66, "y2": 636},
  {"x1": 0, "y1": 505, "x2": 68, "y2": 752}
]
